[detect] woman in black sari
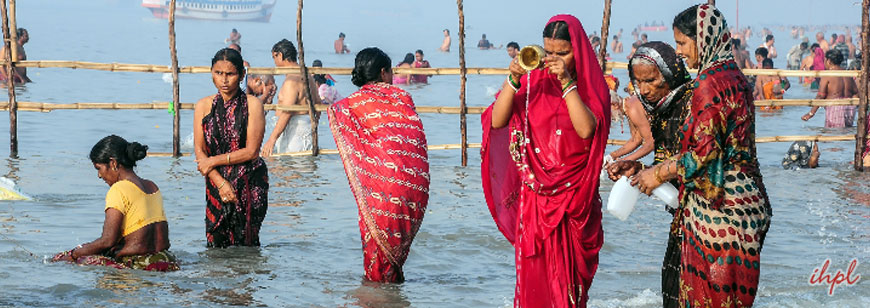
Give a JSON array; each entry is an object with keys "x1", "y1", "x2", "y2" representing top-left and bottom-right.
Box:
[
  {"x1": 193, "y1": 48, "x2": 269, "y2": 247},
  {"x1": 607, "y1": 41, "x2": 692, "y2": 307}
]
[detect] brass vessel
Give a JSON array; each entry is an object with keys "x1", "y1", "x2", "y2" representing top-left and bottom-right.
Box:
[{"x1": 518, "y1": 44, "x2": 545, "y2": 71}]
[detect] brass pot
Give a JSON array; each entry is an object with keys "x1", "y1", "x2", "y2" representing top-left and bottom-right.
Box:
[{"x1": 518, "y1": 44, "x2": 545, "y2": 71}]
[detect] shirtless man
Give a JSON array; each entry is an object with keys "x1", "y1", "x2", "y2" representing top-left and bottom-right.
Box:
[
  {"x1": 506, "y1": 42, "x2": 519, "y2": 59},
  {"x1": 732, "y1": 38, "x2": 753, "y2": 69},
  {"x1": 440, "y1": 29, "x2": 451, "y2": 52},
  {"x1": 754, "y1": 58, "x2": 790, "y2": 100},
  {"x1": 802, "y1": 50, "x2": 859, "y2": 127},
  {"x1": 816, "y1": 32, "x2": 830, "y2": 51},
  {"x1": 247, "y1": 74, "x2": 276, "y2": 105},
  {"x1": 334, "y1": 33, "x2": 350, "y2": 54},
  {"x1": 225, "y1": 28, "x2": 241, "y2": 45},
  {"x1": 754, "y1": 47, "x2": 768, "y2": 69},
  {"x1": 477, "y1": 34, "x2": 500, "y2": 50},
  {"x1": 0, "y1": 28, "x2": 31, "y2": 84},
  {"x1": 760, "y1": 34, "x2": 777, "y2": 58},
  {"x1": 227, "y1": 43, "x2": 250, "y2": 68},
  {"x1": 263, "y1": 39, "x2": 322, "y2": 156},
  {"x1": 611, "y1": 35, "x2": 623, "y2": 54}
]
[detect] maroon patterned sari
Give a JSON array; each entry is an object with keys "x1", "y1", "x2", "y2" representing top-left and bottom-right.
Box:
[
  {"x1": 202, "y1": 91, "x2": 269, "y2": 247},
  {"x1": 328, "y1": 83, "x2": 429, "y2": 283}
]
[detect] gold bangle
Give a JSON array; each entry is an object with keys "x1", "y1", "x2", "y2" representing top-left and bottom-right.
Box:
[
  {"x1": 226, "y1": 153, "x2": 231, "y2": 164},
  {"x1": 655, "y1": 164, "x2": 665, "y2": 183},
  {"x1": 218, "y1": 180, "x2": 227, "y2": 190}
]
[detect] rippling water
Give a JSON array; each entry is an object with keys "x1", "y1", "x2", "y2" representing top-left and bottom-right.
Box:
[{"x1": 0, "y1": 1, "x2": 868, "y2": 307}]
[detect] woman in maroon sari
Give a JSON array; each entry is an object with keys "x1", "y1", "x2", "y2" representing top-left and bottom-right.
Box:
[
  {"x1": 328, "y1": 47, "x2": 429, "y2": 283},
  {"x1": 193, "y1": 48, "x2": 269, "y2": 248},
  {"x1": 481, "y1": 15, "x2": 610, "y2": 307}
]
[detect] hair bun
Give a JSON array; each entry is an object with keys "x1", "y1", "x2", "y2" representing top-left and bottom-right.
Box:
[{"x1": 126, "y1": 142, "x2": 149, "y2": 162}]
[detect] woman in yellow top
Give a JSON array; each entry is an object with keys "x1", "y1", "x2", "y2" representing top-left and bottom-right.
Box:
[{"x1": 52, "y1": 135, "x2": 179, "y2": 271}]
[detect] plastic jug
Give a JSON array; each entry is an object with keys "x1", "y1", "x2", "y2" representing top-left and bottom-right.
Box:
[
  {"x1": 652, "y1": 182, "x2": 679, "y2": 208},
  {"x1": 606, "y1": 176, "x2": 640, "y2": 221}
]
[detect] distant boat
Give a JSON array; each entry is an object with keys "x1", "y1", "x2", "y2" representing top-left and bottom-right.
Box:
[
  {"x1": 142, "y1": 0, "x2": 277, "y2": 22},
  {"x1": 639, "y1": 25, "x2": 668, "y2": 32}
]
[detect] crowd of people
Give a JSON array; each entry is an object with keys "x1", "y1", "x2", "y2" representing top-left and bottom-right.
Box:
[{"x1": 45, "y1": 3, "x2": 868, "y2": 308}]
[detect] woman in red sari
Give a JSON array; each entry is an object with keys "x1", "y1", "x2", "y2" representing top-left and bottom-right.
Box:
[
  {"x1": 481, "y1": 15, "x2": 610, "y2": 307},
  {"x1": 624, "y1": 4, "x2": 771, "y2": 307},
  {"x1": 328, "y1": 47, "x2": 429, "y2": 283}
]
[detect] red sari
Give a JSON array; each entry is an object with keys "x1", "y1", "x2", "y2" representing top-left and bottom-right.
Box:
[
  {"x1": 482, "y1": 15, "x2": 610, "y2": 308},
  {"x1": 328, "y1": 82, "x2": 429, "y2": 283}
]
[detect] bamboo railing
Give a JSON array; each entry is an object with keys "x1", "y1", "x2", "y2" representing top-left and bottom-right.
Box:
[
  {"x1": 143, "y1": 134, "x2": 855, "y2": 158},
  {"x1": 0, "y1": 98, "x2": 859, "y2": 113},
  {"x1": 4, "y1": 60, "x2": 863, "y2": 78}
]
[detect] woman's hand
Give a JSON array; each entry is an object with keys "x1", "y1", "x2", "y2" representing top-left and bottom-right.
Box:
[
  {"x1": 509, "y1": 57, "x2": 527, "y2": 83},
  {"x1": 217, "y1": 178, "x2": 238, "y2": 203},
  {"x1": 51, "y1": 249, "x2": 74, "y2": 262},
  {"x1": 607, "y1": 160, "x2": 642, "y2": 181},
  {"x1": 543, "y1": 55, "x2": 571, "y2": 83},
  {"x1": 195, "y1": 156, "x2": 216, "y2": 176},
  {"x1": 261, "y1": 139, "x2": 276, "y2": 157},
  {"x1": 631, "y1": 167, "x2": 662, "y2": 195},
  {"x1": 801, "y1": 111, "x2": 815, "y2": 121}
]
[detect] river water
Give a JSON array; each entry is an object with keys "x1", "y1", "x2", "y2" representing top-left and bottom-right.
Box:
[{"x1": 0, "y1": 1, "x2": 867, "y2": 307}]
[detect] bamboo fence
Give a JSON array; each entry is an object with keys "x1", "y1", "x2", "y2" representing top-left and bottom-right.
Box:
[
  {"x1": 0, "y1": 98, "x2": 860, "y2": 113},
  {"x1": 4, "y1": 60, "x2": 863, "y2": 78},
  {"x1": 0, "y1": 0, "x2": 868, "y2": 167}
]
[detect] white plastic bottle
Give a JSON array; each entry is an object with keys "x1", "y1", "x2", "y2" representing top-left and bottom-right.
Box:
[
  {"x1": 652, "y1": 182, "x2": 679, "y2": 208},
  {"x1": 606, "y1": 176, "x2": 640, "y2": 221}
]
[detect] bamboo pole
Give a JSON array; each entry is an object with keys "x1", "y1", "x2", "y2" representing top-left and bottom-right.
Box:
[
  {"x1": 144, "y1": 135, "x2": 856, "y2": 158},
  {"x1": 856, "y1": 0, "x2": 870, "y2": 171},
  {"x1": 168, "y1": 0, "x2": 181, "y2": 157},
  {"x1": 1, "y1": 0, "x2": 17, "y2": 157},
  {"x1": 457, "y1": 0, "x2": 468, "y2": 166},
  {"x1": 3, "y1": 60, "x2": 863, "y2": 77},
  {"x1": 296, "y1": 0, "x2": 319, "y2": 156},
  {"x1": 598, "y1": 0, "x2": 612, "y2": 69},
  {"x1": 753, "y1": 98, "x2": 858, "y2": 106},
  {"x1": 7, "y1": 0, "x2": 15, "y2": 66},
  {"x1": 1, "y1": 99, "x2": 860, "y2": 113}
]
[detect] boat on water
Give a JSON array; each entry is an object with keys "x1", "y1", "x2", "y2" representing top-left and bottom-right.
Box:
[
  {"x1": 639, "y1": 25, "x2": 668, "y2": 32},
  {"x1": 142, "y1": 0, "x2": 277, "y2": 22}
]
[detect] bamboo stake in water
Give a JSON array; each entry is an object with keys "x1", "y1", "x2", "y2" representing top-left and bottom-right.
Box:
[
  {"x1": 169, "y1": 0, "x2": 181, "y2": 157},
  {"x1": 598, "y1": 0, "x2": 612, "y2": 70},
  {"x1": 457, "y1": 0, "x2": 468, "y2": 166},
  {"x1": 1, "y1": 0, "x2": 18, "y2": 158},
  {"x1": 296, "y1": 0, "x2": 319, "y2": 156},
  {"x1": 855, "y1": 0, "x2": 870, "y2": 171}
]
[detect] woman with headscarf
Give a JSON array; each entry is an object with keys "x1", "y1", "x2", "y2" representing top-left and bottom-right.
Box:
[
  {"x1": 328, "y1": 47, "x2": 429, "y2": 283},
  {"x1": 607, "y1": 41, "x2": 692, "y2": 307},
  {"x1": 481, "y1": 15, "x2": 609, "y2": 307},
  {"x1": 615, "y1": 4, "x2": 771, "y2": 307}
]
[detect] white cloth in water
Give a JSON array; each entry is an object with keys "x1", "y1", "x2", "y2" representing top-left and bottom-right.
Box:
[{"x1": 268, "y1": 114, "x2": 312, "y2": 154}]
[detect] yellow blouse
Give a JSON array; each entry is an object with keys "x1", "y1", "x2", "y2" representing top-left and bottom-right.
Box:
[{"x1": 104, "y1": 180, "x2": 167, "y2": 237}]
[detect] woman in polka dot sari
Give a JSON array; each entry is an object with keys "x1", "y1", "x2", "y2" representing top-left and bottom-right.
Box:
[{"x1": 629, "y1": 4, "x2": 772, "y2": 307}]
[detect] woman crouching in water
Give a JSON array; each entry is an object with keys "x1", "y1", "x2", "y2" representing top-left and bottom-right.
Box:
[{"x1": 52, "y1": 135, "x2": 179, "y2": 271}]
